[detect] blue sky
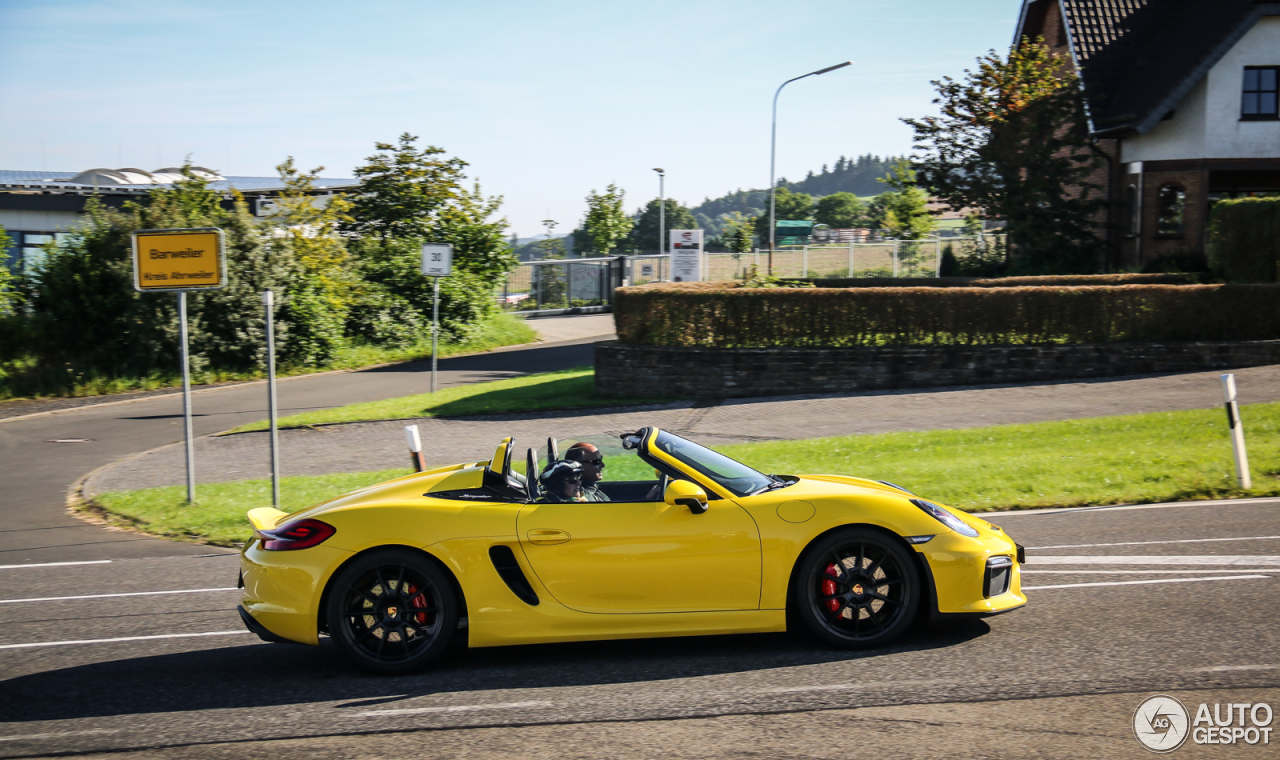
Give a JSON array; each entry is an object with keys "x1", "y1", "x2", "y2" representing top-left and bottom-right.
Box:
[{"x1": 0, "y1": 0, "x2": 1021, "y2": 236}]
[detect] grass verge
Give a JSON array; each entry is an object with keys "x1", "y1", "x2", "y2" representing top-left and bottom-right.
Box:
[
  {"x1": 229, "y1": 367, "x2": 669, "y2": 433},
  {"x1": 0, "y1": 312, "x2": 537, "y2": 402},
  {"x1": 88, "y1": 402, "x2": 1280, "y2": 546}
]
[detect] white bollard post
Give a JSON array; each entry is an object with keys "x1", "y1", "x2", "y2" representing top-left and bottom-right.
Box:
[
  {"x1": 405, "y1": 424, "x2": 426, "y2": 472},
  {"x1": 1221, "y1": 374, "x2": 1252, "y2": 490}
]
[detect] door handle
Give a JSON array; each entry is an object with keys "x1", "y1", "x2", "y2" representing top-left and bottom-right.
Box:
[{"x1": 527, "y1": 529, "x2": 571, "y2": 546}]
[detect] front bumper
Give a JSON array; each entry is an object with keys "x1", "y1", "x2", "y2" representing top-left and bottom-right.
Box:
[
  {"x1": 239, "y1": 539, "x2": 353, "y2": 646},
  {"x1": 918, "y1": 530, "x2": 1026, "y2": 616}
]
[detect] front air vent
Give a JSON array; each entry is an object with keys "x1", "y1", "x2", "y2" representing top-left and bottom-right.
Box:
[
  {"x1": 488, "y1": 545, "x2": 539, "y2": 606},
  {"x1": 984, "y1": 556, "x2": 1013, "y2": 598}
]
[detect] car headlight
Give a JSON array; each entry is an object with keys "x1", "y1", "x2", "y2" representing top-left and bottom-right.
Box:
[{"x1": 911, "y1": 499, "x2": 979, "y2": 538}]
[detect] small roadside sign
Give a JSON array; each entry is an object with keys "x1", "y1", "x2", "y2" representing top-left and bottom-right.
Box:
[
  {"x1": 421, "y1": 243, "x2": 453, "y2": 277},
  {"x1": 131, "y1": 228, "x2": 226, "y2": 292}
]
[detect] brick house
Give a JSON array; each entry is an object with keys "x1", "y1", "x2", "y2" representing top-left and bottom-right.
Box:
[{"x1": 1015, "y1": 0, "x2": 1280, "y2": 269}]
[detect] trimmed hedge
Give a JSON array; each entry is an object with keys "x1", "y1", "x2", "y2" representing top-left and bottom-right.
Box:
[
  {"x1": 779, "y1": 273, "x2": 1199, "y2": 288},
  {"x1": 614, "y1": 283, "x2": 1280, "y2": 347},
  {"x1": 1208, "y1": 197, "x2": 1280, "y2": 282}
]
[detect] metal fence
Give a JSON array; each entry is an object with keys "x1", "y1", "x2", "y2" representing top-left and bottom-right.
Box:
[{"x1": 497, "y1": 237, "x2": 1001, "y2": 311}]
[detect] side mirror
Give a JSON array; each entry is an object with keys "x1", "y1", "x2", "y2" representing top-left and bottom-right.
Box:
[{"x1": 664, "y1": 480, "x2": 708, "y2": 514}]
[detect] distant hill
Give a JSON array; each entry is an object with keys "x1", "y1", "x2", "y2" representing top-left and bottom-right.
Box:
[{"x1": 690, "y1": 154, "x2": 905, "y2": 234}]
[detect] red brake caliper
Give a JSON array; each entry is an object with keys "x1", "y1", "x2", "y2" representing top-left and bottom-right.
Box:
[
  {"x1": 822, "y1": 563, "x2": 840, "y2": 612},
  {"x1": 406, "y1": 583, "x2": 429, "y2": 625}
]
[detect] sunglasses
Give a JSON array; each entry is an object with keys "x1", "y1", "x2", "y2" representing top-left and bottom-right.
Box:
[{"x1": 582, "y1": 458, "x2": 605, "y2": 466}]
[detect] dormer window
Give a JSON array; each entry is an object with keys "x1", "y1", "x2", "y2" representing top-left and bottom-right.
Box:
[{"x1": 1242, "y1": 66, "x2": 1279, "y2": 120}]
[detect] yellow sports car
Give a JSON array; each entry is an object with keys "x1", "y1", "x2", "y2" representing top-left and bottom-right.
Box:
[{"x1": 238, "y1": 427, "x2": 1026, "y2": 674}]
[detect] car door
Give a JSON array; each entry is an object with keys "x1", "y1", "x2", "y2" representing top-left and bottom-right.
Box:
[{"x1": 516, "y1": 497, "x2": 761, "y2": 614}]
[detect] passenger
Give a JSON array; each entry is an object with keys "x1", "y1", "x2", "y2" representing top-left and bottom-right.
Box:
[
  {"x1": 565, "y1": 442, "x2": 610, "y2": 502},
  {"x1": 537, "y1": 460, "x2": 587, "y2": 503}
]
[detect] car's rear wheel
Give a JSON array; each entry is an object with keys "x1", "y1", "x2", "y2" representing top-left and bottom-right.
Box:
[
  {"x1": 793, "y1": 527, "x2": 920, "y2": 649},
  {"x1": 326, "y1": 548, "x2": 458, "y2": 674}
]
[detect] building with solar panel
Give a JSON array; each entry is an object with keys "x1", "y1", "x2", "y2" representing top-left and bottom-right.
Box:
[{"x1": 0, "y1": 167, "x2": 357, "y2": 272}]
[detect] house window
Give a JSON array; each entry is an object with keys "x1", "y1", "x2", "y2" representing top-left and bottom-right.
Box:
[
  {"x1": 1242, "y1": 66, "x2": 1279, "y2": 120},
  {"x1": 1126, "y1": 184, "x2": 1140, "y2": 236},
  {"x1": 1156, "y1": 184, "x2": 1186, "y2": 236}
]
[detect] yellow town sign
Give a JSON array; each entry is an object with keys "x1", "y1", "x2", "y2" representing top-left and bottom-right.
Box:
[{"x1": 131, "y1": 228, "x2": 226, "y2": 292}]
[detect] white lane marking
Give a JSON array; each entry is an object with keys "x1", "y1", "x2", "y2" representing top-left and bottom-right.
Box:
[
  {"x1": 1025, "y1": 575, "x2": 1269, "y2": 590},
  {"x1": 354, "y1": 700, "x2": 554, "y2": 717},
  {"x1": 988, "y1": 497, "x2": 1280, "y2": 517},
  {"x1": 1028, "y1": 555, "x2": 1280, "y2": 565},
  {"x1": 1023, "y1": 569, "x2": 1280, "y2": 574},
  {"x1": 0, "y1": 630, "x2": 250, "y2": 650},
  {"x1": 1030, "y1": 535, "x2": 1280, "y2": 550},
  {"x1": 0, "y1": 560, "x2": 112, "y2": 570},
  {"x1": 0, "y1": 587, "x2": 238, "y2": 605},
  {"x1": 0, "y1": 729, "x2": 119, "y2": 742},
  {"x1": 1196, "y1": 665, "x2": 1278, "y2": 672}
]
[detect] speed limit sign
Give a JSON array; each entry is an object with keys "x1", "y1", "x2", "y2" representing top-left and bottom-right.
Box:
[{"x1": 421, "y1": 243, "x2": 453, "y2": 277}]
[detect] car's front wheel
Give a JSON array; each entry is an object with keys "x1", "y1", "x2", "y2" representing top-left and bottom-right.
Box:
[
  {"x1": 793, "y1": 527, "x2": 920, "y2": 649},
  {"x1": 326, "y1": 548, "x2": 458, "y2": 674}
]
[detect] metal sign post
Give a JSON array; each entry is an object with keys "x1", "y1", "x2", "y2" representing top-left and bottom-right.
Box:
[
  {"x1": 1221, "y1": 373, "x2": 1252, "y2": 489},
  {"x1": 131, "y1": 228, "x2": 226, "y2": 505},
  {"x1": 421, "y1": 243, "x2": 454, "y2": 394},
  {"x1": 263, "y1": 290, "x2": 281, "y2": 508}
]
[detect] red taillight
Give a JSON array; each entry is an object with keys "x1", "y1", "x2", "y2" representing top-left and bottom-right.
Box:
[{"x1": 256, "y1": 519, "x2": 335, "y2": 551}]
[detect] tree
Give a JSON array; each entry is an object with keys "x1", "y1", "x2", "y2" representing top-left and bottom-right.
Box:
[
  {"x1": 341, "y1": 133, "x2": 467, "y2": 242},
  {"x1": 0, "y1": 224, "x2": 20, "y2": 315},
  {"x1": 583, "y1": 183, "x2": 633, "y2": 256},
  {"x1": 902, "y1": 38, "x2": 1106, "y2": 273},
  {"x1": 629, "y1": 198, "x2": 697, "y2": 253},
  {"x1": 868, "y1": 161, "x2": 934, "y2": 240},
  {"x1": 814, "y1": 192, "x2": 867, "y2": 228},
  {"x1": 721, "y1": 212, "x2": 757, "y2": 254},
  {"x1": 753, "y1": 188, "x2": 814, "y2": 241}
]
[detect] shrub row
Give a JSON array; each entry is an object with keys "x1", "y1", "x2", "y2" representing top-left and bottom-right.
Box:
[
  {"x1": 1209, "y1": 197, "x2": 1280, "y2": 283},
  {"x1": 778, "y1": 273, "x2": 1199, "y2": 288},
  {"x1": 614, "y1": 283, "x2": 1280, "y2": 347}
]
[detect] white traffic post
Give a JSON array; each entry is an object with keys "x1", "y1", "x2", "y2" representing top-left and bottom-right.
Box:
[
  {"x1": 263, "y1": 290, "x2": 281, "y2": 508},
  {"x1": 1221, "y1": 373, "x2": 1252, "y2": 489},
  {"x1": 420, "y1": 243, "x2": 454, "y2": 394},
  {"x1": 177, "y1": 291, "x2": 196, "y2": 504},
  {"x1": 405, "y1": 424, "x2": 426, "y2": 472}
]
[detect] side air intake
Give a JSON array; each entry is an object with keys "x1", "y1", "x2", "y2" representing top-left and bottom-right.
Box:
[{"x1": 488, "y1": 545, "x2": 540, "y2": 606}]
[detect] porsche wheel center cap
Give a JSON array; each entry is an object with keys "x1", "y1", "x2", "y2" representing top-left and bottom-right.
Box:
[
  {"x1": 385, "y1": 606, "x2": 399, "y2": 618},
  {"x1": 851, "y1": 584, "x2": 864, "y2": 595}
]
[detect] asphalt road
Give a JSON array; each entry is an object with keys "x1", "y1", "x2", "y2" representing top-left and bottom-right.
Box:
[
  {"x1": 0, "y1": 497, "x2": 1277, "y2": 758},
  {"x1": 0, "y1": 336, "x2": 601, "y2": 565}
]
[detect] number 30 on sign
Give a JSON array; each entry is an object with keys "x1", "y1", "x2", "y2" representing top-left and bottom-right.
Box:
[{"x1": 421, "y1": 243, "x2": 453, "y2": 277}]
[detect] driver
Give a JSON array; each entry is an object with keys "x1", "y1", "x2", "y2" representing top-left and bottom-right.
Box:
[
  {"x1": 564, "y1": 442, "x2": 609, "y2": 502},
  {"x1": 537, "y1": 460, "x2": 586, "y2": 503}
]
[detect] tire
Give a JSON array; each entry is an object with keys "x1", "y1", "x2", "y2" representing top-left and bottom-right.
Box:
[
  {"x1": 325, "y1": 547, "x2": 458, "y2": 675},
  {"x1": 792, "y1": 527, "x2": 920, "y2": 649}
]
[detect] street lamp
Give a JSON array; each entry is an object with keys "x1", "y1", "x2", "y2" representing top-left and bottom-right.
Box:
[
  {"x1": 769, "y1": 61, "x2": 852, "y2": 274},
  {"x1": 652, "y1": 168, "x2": 665, "y2": 255}
]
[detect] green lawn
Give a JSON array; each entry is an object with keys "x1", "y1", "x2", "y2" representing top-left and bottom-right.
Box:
[
  {"x1": 90, "y1": 402, "x2": 1280, "y2": 546},
  {"x1": 229, "y1": 367, "x2": 669, "y2": 433}
]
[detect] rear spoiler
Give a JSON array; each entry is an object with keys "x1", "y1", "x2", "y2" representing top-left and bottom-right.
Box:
[{"x1": 247, "y1": 507, "x2": 288, "y2": 532}]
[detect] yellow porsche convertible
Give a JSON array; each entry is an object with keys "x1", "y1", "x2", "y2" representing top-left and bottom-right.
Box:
[{"x1": 238, "y1": 427, "x2": 1025, "y2": 674}]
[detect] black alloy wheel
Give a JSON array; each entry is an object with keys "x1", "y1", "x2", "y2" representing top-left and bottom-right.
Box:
[
  {"x1": 326, "y1": 548, "x2": 458, "y2": 674},
  {"x1": 793, "y1": 527, "x2": 920, "y2": 649}
]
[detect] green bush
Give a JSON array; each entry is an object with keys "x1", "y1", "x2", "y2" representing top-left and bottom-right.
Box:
[
  {"x1": 1208, "y1": 197, "x2": 1280, "y2": 282},
  {"x1": 777, "y1": 273, "x2": 1197, "y2": 288},
  {"x1": 614, "y1": 282, "x2": 1280, "y2": 347}
]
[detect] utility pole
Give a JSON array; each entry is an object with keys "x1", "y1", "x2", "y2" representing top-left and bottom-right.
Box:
[{"x1": 653, "y1": 168, "x2": 665, "y2": 256}]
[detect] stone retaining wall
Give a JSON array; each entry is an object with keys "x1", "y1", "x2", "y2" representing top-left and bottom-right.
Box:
[{"x1": 594, "y1": 340, "x2": 1280, "y2": 398}]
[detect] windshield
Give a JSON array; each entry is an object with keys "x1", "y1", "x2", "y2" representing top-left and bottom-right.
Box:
[{"x1": 652, "y1": 431, "x2": 773, "y2": 497}]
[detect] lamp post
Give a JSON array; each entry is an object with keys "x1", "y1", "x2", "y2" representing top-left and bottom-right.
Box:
[
  {"x1": 653, "y1": 168, "x2": 665, "y2": 256},
  {"x1": 769, "y1": 61, "x2": 852, "y2": 275}
]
